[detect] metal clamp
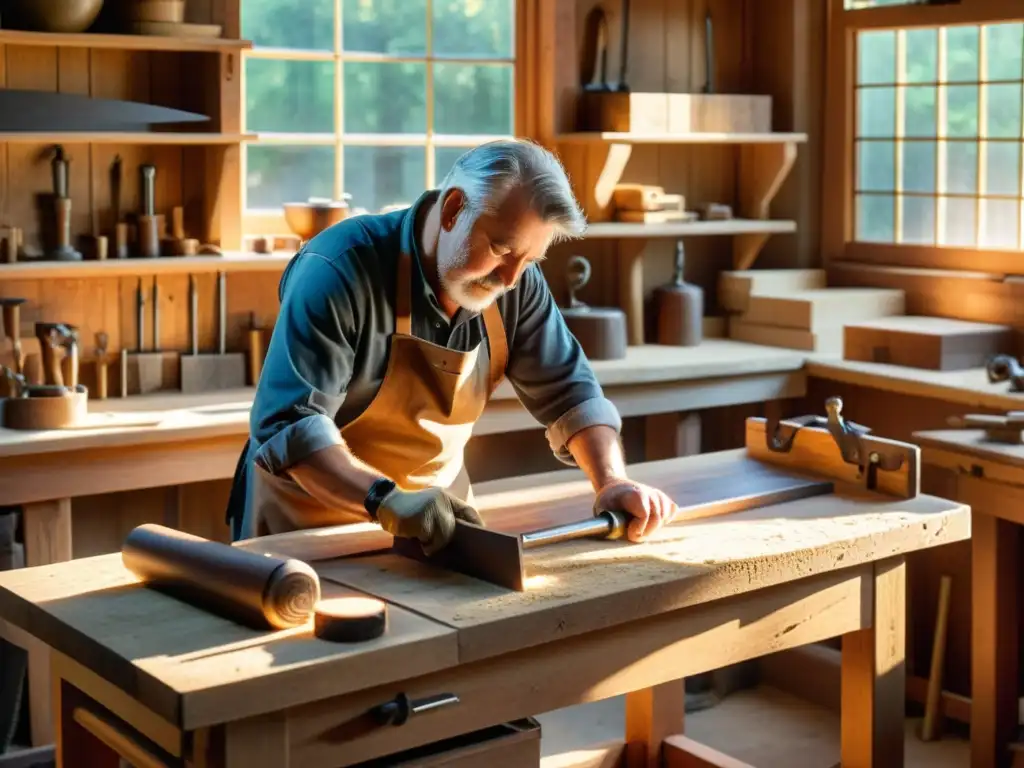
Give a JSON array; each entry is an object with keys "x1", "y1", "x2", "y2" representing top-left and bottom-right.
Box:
[
  {"x1": 986, "y1": 354, "x2": 1024, "y2": 393},
  {"x1": 370, "y1": 692, "x2": 460, "y2": 727},
  {"x1": 766, "y1": 397, "x2": 905, "y2": 491}
]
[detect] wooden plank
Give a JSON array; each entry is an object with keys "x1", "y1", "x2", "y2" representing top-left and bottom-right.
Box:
[
  {"x1": 663, "y1": 735, "x2": 754, "y2": 768},
  {"x1": 319, "y1": 455, "x2": 966, "y2": 664},
  {"x1": 745, "y1": 417, "x2": 920, "y2": 498},
  {"x1": 625, "y1": 681, "x2": 683, "y2": 768},
  {"x1": 917, "y1": 430, "x2": 1024, "y2": 477},
  {"x1": 718, "y1": 268, "x2": 826, "y2": 313},
  {"x1": 540, "y1": 740, "x2": 625, "y2": 768},
  {"x1": 286, "y1": 568, "x2": 870, "y2": 767},
  {"x1": 845, "y1": 316, "x2": 1015, "y2": 371},
  {"x1": 0, "y1": 560, "x2": 458, "y2": 731},
  {"x1": 740, "y1": 288, "x2": 905, "y2": 332}
]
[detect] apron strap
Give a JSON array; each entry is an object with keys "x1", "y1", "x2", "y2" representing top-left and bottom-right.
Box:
[
  {"x1": 396, "y1": 250, "x2": 412, "y2": 336},
  {"x1": 482, "y1": 303, "x2": 507, "y2": 393}
]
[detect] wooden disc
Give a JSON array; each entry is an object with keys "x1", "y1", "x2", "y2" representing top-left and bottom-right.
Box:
[{"x1": 314, "y1": 597, "x2": 387, "y2": 643}]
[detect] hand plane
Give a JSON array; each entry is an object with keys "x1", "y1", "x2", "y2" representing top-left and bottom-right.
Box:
[{"x1": 753, "y1": 396, "x2": 920, "y2": 499}]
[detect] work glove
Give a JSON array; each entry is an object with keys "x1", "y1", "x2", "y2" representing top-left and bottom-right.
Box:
[{"x1": 376, "y1": 487, "x2": 483, "y2": 556}]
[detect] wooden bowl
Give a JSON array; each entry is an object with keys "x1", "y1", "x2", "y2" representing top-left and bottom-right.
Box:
[
  {"x1": 1, "y1": 385, "x2": 88, "y2": 430},
  {"x1": 2, "y1": 0, "x2": 105, "y2": 33},
  {"x1": 283, "y1": 200, "x2": 350, "y2": 242}
]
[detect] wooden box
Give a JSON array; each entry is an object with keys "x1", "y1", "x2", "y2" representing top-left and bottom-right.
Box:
[
  {"x1": 352, "y1": 719, "x2": 541, "y2": 767},
  {"x1": 578, "y1": 92, "x2": 772, "y2": 134},
  {"x1": 740, "y1": 288, "x2": 906, "y2": 332},
  {"x1": 843, "y1": 316, "x2": 1014, "y2": 370}
]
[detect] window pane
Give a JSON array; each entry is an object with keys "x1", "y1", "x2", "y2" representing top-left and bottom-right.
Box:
[
  {"x1": 984, "y1": 23, "x2": 1024, "y2": 81},
  {"x1": 903, "y1": 86, "x2": 937, "y2": 137},
  {"x1": 242, "y1": 0, "x2": 333, "y2": 50},
  {"x1": 942, "y1": 197, "x2": 977, "y2": 245},
  {"x1": 435, "y1": 146, "x2": 471, "y2": 184},
  {"x1": 342, "y1": 0, "x2": 427, "y2": 54},
  {"x1": 902, "y1": 141, "x2": 936, "y2": 193},
  {"x1": 858, "y1": 31, "x2": 896, "y2": 85},
  {"x1": 904, "y1": 29, "x2": 938, "y2": 84},
  {"x1": 984, "y1": 84, "x2": 1022, "y2": 138},
  {"x1": 344, "y1": 62, "x2": 426, "y2": 133},
  {"x1": 944, "y1": 142, "x2": 978, "y2": 193},
  {"x1": 856, "y1": 194, "x2": 895, "y2": 242},
  {"x1": 981, "y1": 199, "x2": 1020, "y2": 247},
  {"x1": 900, "y1": 196, "x2": 936, "y2": 244},
  {"x1": 245, "y1": 60, "x2": 334, "y2": 133},
  {"x1": 433, "y1": 0, "x2": 513, "y2": 58},
  {"x1": 945, "y1": 85, "x2": 979, "y2": 137},
  {"x1": 858, "y1": 87, "x2": 896, "y2": 137},
  {"x1": 984, "y1": 142, "x2": 1021, "y2": 196},
  {"x1": 246, "y1": 145, "x2": 335, "y2": 209},
  {"x1": 858, "y1": 141, "x2": 895, "y2": 191},
  {"x1": 945, "y1": 26, "x2": 980, "y2": 82},
  {"x1": 433, "y1": 64, "x2": 513, "y2": 135},
  {"x1": 847, "y1": 0, "x2": 922, "y2": 7},
  {"x1": 344, "y1": 146, "x2": 425, "y2": 212}
]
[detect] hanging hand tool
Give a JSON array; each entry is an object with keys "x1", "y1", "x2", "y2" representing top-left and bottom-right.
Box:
[
  {"x1": 138, "y1": 163, "x2": 160, "y2": 258},
  {"x1": 580, "y1": 6, "x2": 610, "y2": 92},
  {"x1": 180, "y1": 272, "x2": 247, "y2": 393},
  {"x1": 127, "y1": 277, "x2": 169, "y2": 394},
  {"x1": 702, "y1": 10, "x2": 715, "y2": 94}
]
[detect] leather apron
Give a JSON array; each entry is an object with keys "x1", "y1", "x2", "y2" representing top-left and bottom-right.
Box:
[{"x1": 248, "y1": 248, "x2": 508, "y2": 537}]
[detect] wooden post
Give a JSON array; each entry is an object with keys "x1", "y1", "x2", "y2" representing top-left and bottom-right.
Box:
[
  {"x1": 841, "y1": 556, "x2": 906, "y2": 768},
  {"x1": 624, "y1": 680, "x2": 684, "y2": 768}
]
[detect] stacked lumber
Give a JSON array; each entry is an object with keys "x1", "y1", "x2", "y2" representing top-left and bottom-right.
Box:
[
  {"x1": 718, "y1": 269, "x2": 906, "y2": 354},
  {"x1": 843, "y1": 315, "x2": 1014, "y2": 371}
]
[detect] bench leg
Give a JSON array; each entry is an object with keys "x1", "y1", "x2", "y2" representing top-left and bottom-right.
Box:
[
  {"x1": 22, "y1": 498, "x2": 73, "y2": 747},
  {"x1": 625, "y1": 679, "x2": 684, "y2": 768},
  {"x1": 971, "y1": 513, "x2": 1019, "y2": 768},
  {"x1": 841, "y1": 556, "x2": 906, "y2": 768}
]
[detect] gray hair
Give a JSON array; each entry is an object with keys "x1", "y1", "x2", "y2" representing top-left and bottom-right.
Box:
[{"x1": 438, "y1": 139, "x2": 588, "y2": 243}]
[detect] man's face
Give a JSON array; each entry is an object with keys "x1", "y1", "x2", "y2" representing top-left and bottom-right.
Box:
[{"x1": 436, "y1": 188, "x2": 554, "y2": 312}]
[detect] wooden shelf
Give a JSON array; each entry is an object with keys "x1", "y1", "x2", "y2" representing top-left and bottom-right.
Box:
[
  {"x1": 0, "y1": 29, "x2": 251, "y2": 53},
  {"x1": 557, "y1": 132, "x2": 809, "y2": 144},
  {"x1": 0, "y1": 252, "x2": 293, "y2": 280},
  {"x1": 584, "y1": 219, "x2": 797, "y2": 239},
  {"x1": 0, "y1": 132, "x2": 254, "y2": 145}
]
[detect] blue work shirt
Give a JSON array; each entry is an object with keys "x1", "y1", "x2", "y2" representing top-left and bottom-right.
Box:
[{"x1": 226, "y1": 190, "x2": 622, "y2": 539}]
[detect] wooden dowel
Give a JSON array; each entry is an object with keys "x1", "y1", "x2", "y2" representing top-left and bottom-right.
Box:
[{"x1": 921, "y1": 574, "x2": 952, "y2": 741}]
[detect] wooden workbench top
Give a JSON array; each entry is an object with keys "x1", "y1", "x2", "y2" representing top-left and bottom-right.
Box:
[
  {"x1": 914, "y1": 428, "x2": 1024, "y2": 469},
  {"x1": 806, "y1": 357, "x2": 1024, "y2": 411},
  {"x1": 0, "y1": 341, "x2": 805, "y2": 458},
  {"x1": 0, "y1": 450, "x2": 969, "y2": 731}
]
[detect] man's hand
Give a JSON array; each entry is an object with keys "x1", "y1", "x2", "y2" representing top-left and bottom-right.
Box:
[
  {"x1": 376, "y1": 487, "x2": 483, "y2": 555},
  {"x1": 594, "y1": 479, "x2": 678, "y2": 542}
]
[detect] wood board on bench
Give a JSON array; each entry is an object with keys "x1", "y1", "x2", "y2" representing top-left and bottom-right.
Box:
[{"x1": 317, "y1": 450, "x2": 964, "y2": 664}]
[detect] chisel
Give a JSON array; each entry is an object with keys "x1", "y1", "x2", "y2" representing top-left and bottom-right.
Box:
[{"x1": 521, "y1": 509, "x2": 629, "y2": 549}]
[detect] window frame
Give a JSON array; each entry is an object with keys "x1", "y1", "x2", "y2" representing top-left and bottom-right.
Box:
[
  {"x1": 240, "y1": 0, "x2": 519, "y2": 237},
  {"x1": 822, "y1": 0, "x2": 1024, "y2": 272}
]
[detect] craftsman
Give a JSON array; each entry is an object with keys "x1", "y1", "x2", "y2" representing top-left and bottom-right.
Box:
[{"x1": 225, "y1": 139, "x2": 678, "y2": 553}]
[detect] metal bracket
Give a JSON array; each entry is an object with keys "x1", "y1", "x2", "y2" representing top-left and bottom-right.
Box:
[
  {"x1": 766, "y1": 397, "x2": 906, "y2": 491},
  {"x1": 986, "y1": 354, "x2": 1024, "y2": 393}
]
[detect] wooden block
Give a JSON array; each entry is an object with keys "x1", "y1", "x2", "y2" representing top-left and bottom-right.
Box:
[
  {"x1": 745, "y1": 417, "x2": 920, "y2": 499},
  {"x1": 843, "y1": 315, "x2": 1014, "y2": 371},
  {"x1": 612, "y1": 184, "x2": 666, "y2": 211},
  {"x1": 577, "y1": 93, "x2": 772, "y2": 134},
  {"x1": 668, "y1": 94, "x2": 773, "y2": 134},
  {"x1": 728, "y1": 317, "x2": 843, "y2": 354},
  {"x1": 718, "y1": 269, "x2": 826, "y2": 313},
  {"x1": 741, "y1": 288, "x2": 906, "y2": 331}
]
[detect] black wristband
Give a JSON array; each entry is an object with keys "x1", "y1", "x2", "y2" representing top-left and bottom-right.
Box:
[{"x1": 364, "y1": 478, "x2": 397, "y2": 521}]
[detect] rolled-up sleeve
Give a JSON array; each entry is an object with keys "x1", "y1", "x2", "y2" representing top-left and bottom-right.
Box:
[
  {"x1": 250, "y1": 251, "x2": 360, "y2": 474},
  {"x1": 506, "y1": 265, "x2": 622, "y2": 464}
]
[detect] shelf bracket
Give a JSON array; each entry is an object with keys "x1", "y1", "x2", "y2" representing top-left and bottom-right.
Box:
[
  {"x1": 738, "y1": 141, "x2": 798, "y2": 221},
  {"x1": 733, "y1": 233, "x2": 771, "y2": 271},
  {"x1": 563, "y1": 141, "x2": 633, "y2": 221}
]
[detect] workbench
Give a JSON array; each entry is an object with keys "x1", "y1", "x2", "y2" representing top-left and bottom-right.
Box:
[
  {"x1": 0, "y1": 407, "x2": 969, "y2": 767},
  {"x1": 913, "y1": 426, "x2": 1023, "y2": 768}
]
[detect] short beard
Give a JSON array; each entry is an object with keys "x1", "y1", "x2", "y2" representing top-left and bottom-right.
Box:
[{"x1": 438, "y1": 226, "x2": 506, "y2": 312}]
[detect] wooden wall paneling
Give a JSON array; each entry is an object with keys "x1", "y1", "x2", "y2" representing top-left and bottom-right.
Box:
[{"x1": 821, "y1": 0, "x2": 853, "y2": 264}]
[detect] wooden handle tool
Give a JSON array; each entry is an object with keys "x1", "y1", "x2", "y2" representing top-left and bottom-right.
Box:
[{"x1": 520, "y1": 509, "x2": 629, "y2": 549}]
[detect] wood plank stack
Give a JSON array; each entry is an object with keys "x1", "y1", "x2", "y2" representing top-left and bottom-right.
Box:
[
  {"x1": 718, "y1": 269, "x2": 906, "y2": 354},
  {"x1": 843, "y1": 316, "x2": 1014, "y2": 370}
]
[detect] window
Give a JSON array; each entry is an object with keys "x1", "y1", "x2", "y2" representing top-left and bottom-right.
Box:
[
  {"x1": 846, "y1": 0, "x2": 932, "y2": 9},
  {"x1": 240, "y1": 0, "x2": 515, "y2": 227},
  {"x1": 854, "y1": 22, "x2": 1024, "y2": 248}
]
